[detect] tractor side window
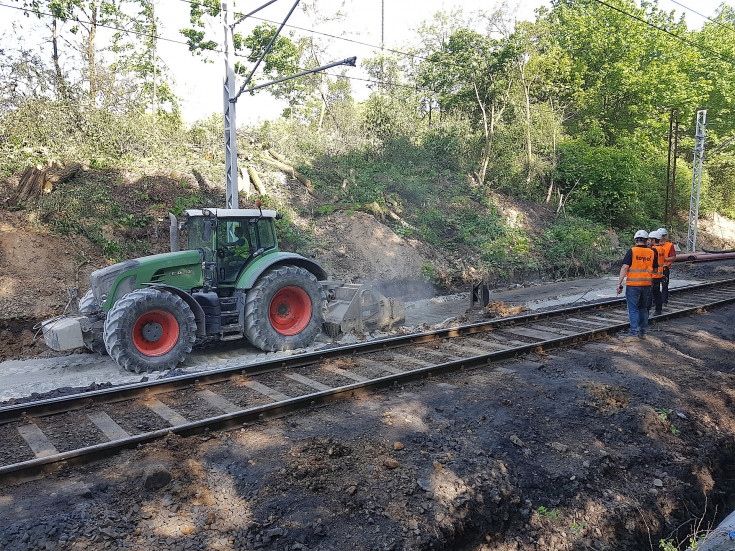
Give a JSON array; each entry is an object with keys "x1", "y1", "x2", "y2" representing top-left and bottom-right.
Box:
[{"x1": 257, "y1": 220, "x2": 276, "y2": 250}]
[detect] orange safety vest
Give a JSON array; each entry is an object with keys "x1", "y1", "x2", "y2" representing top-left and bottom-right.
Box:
[
  {"x1": 651, "y1": 245, "x2": 664, "y2": 279},
  {"x1": 626, "y1": 246, "x2": 654, "y2": 286},
  {"x1": 662, "y1": 242, "x2": 675, "y2": 268}
]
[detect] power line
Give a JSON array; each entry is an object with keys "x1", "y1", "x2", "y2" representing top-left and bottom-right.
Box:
[
  {"x1": 176, "y1": 0, "x2": 430, "y2": 63},
  {"x1": 590, "y1": 0, "x2": 735, "y2": 66},
  {"x1": 670, "y1": 0, "x2": 735, "y2": 36},
  {"x1": 0, "y1": 1, "x2": 199, "y2": 48},
  {"x1": 248, "y1": 13, "x2": 430, "y2": 62},
  {"x1": 0, "y1": 0, "x2": 430, "y2": 96}
]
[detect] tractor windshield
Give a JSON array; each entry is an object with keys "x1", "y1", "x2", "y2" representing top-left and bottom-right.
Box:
[
  {"x1": 216, "y1": 219, "x2": 258, "y2": 284},
  {"x1": 187, "y1": 217, "x2": 215, "y2": 262}
]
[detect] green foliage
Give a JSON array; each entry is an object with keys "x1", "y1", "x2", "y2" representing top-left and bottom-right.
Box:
[
  {"x1": 361, "y1": 93, "x2": 422, "y2": 144},
  {"x1": 570, "y1": 521, "x2": 587, "y2": 535},
  {"x1": 420, "y1": 264, "x2": 436, "y2": 283},
  {"x1": 659, "y1": 534, "x2": 704, "y2": 551},
  {"x1": 0, "y1": 99, "x2": 186, "y2": 174},
  {"x1": 536, "y1": 506, "x2": 560, "y2": 520},
  {"x1": 555, "y1": 140, "x2": 669, "y2": 227},
  {"x1": 170, "y1": 194, "x2": 202, "y2": 216},
  {"x1": 541, "y1": 216, "x2": 616, "y2": 278}
]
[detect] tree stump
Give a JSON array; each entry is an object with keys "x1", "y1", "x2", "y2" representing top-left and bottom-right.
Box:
[{"x1": 10, "y1": 162, "x2": 82, "y2": 206}]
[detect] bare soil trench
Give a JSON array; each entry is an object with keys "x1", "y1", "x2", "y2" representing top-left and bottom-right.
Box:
[{"x1": 1, "y1": 261, "x2": 735, "y2": 551}]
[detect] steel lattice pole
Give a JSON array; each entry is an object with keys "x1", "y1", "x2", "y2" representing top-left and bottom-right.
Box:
[
  {"x1": 223, "y1": 0, "x2": 238, "y2": 209},
  {"x1": 687, "y1": 110, "x2": 706, "y2": 252}
]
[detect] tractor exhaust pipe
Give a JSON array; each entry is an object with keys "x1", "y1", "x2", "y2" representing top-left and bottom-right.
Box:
[{"x1": 169, "y1": 212, "x2": 179, "y2": 252}]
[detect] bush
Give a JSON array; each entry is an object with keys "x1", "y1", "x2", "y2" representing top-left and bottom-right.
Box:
[
  {"x1": 555, "y1": 140, "x2": 668, "y2": 227},
  {"x1": 541, "y1": 216, "x2": 616, "y2": 278}
]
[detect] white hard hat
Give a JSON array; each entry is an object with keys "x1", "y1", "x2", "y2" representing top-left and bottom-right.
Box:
[
  {"x1": 634, "y1": 230, "x2": 649, "y2": 239},
  {"x1": 649, "y1": 230, "x2": 662, "y2": 240},
  {"x1": 657, "y1": 227, "x2": 668, "y2": 235}
]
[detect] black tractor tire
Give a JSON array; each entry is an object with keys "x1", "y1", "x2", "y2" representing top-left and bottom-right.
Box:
[
  {"x1": 103, "y1": 288, "x2": 196, "y2": 373},
  {"x1": 79, "y1": 290, "x2": 106, "y2": 354},
  {"x1": 79, "y1": 290, "x2": 101, "y2": 314},
  {"x1": 245, "y1": 266, "x2": 326, "y2": 352}
]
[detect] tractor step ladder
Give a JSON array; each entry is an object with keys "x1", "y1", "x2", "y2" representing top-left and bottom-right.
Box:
[{"x1": 219, "y1": 296, "x2": 243, "y2": 340}]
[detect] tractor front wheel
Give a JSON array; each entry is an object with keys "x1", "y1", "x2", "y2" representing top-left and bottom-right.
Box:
[
  {"x1": 79, "y1": 290, "x2": 106, "y2": 354},
  {"x1": 103, "y1": 288, "x2": 196, "y2": 373},
  {"x1": 245, "y1": 266, "x2": 326, "y2": 352}
]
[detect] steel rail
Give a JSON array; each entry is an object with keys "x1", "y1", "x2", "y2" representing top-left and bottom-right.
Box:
[
  {"x1": 1, "y1": 280, "x2": 735, "y2": 484},
  {"x1": 2, "y1": 277, "x2": 733, "y2": 424}
]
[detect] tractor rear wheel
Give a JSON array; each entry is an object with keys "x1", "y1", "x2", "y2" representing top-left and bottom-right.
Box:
[
  {"x1": 79, "y1": 290, "x2": 106, "y2": 355},
  {"x1": 103, "y1": 288, "x2": 196, "y2": 373},
  {"x1": 245, "y1": 266, "x2": 326, "y2": 352}
]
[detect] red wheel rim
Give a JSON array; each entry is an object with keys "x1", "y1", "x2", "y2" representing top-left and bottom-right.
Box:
[
  {"x1": 269, "y1": 286, "x2": 312, "y2": 336},
  {"x1": 132, "y1": 309, "x2": 179, "y2": 356}
]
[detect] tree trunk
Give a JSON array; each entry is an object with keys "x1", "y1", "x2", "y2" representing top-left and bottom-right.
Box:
[
  {"x1": 87, "y1": 1, "x2": 98, "y2": 103},
  {"x1": 151, "y1": 2, "x2": 157, "y2": 111},
  {"x1": 518, "y1": 61, "x2": 533, "y2": 187},
  {"x1": 52, "y1": 18, "x2": 71, "y2": 103},
  {"x1": 474, "y1": 80, "x2": 491, "y2": 185},
  {"x1": 546, "y1": 99, "x2": 559, "y2": 203},
  {"x1": 192, "y1": 169, "x2": 210, "y2": 190},
  {"x1": 247, "y1": 166, "x2": 265, "y2": 195}
]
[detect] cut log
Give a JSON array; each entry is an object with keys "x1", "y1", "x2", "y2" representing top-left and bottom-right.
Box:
[
  {"x1": 43, "y1": 162, "x2": 81, "y2": 193},
  {"x1": 10, "y1": 162, "x2": 81, "y2": 206},
  {"x1": 247, "y1": 165, "x2": 265, "y2": 195},
  {"x1": 260, "y1": 157, "x2": 314, "y2": 196},
  {"x1": 239, "y1": 167, "x2": 252, "y2": 197},
  {"x1": 267, "y1": 148, "x2": 290, "y2": 164}
]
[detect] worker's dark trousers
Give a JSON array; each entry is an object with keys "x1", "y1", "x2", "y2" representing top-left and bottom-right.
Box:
[
  {"x1": 661, "y1": 267, "x2": 670, "y2": 304},
  {"x1": 651, "y1": 279, "x2": 663, "y2": 314}
]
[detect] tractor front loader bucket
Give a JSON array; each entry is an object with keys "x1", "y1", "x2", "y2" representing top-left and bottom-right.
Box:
[{"x1": 321, "y1": 282, "x2": 405, "y2": 337}]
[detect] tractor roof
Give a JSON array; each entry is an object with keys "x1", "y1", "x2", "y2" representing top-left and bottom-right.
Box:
[{"x1": 185, "y1": 208, "x2": 278, "y2": 219}]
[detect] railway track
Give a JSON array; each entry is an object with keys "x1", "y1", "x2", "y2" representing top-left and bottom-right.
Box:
[{"x1": 2, "y1": 278, "x2": 735, "y2": 484}]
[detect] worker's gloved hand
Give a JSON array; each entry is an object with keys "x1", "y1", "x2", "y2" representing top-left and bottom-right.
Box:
[{"x1": 616, "y1": 284, "x2": 623, "y2": 295}]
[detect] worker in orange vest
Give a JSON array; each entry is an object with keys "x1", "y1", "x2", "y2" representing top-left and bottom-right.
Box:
[
  {"x1": 648, "y1": 230, "x2": 665, "y2": 316},
  {"x1": 656, "y1": 227, "x2": 676, "y2": 308},
  {"x1": 616, "y1": 230, "x2": 658, "y2": 339}
]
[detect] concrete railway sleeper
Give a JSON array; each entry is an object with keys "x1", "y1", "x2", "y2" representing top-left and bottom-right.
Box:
[{"x1": 2, "y1": 277, "x2": 735, "y2": 484}]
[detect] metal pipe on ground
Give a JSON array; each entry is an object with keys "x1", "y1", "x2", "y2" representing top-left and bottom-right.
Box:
[{"x1": 674, "y1": 252, "x2": 735, "y2": 262}]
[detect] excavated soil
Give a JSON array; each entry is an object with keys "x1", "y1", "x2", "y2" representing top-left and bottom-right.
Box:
[{"x1": 2, "y1": 303, "x2": 735, "y2": 551}]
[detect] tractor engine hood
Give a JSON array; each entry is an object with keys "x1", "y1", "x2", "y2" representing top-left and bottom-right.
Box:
[{"x1": 89, "y1": 250, "x2": 202, "y2": 307}]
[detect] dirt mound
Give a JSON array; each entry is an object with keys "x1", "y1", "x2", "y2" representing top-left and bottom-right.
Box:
[
  {"x1": 311, "y1": 211, "x2": 438, "y2": 282},
  {"x1": 0, "y1": 211, "x2": 108, "y2": 361}
]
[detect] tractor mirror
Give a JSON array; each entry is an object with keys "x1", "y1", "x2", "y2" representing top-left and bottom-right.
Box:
[{"x1": 203, "y1": 220, "x2": 212, "y2": 241}]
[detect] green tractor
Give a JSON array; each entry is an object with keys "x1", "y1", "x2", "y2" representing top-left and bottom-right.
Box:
[{"x1": 42, "y1": 206, "x2": 404, "y2": 373}]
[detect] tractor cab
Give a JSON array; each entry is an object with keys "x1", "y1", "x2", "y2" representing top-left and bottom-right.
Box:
[{"x1": 183, "y1": 208, "x2": 280, "y2": 287}]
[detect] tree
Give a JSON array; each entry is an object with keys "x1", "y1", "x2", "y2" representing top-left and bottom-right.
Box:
[
  {"x1": 22, "y1": 0, "x2": 175, "y2": 111},
  {"x1": 418, "y1": 26, "x2": 516, "y2": 184},
  {"x1": 543, "y1": 0, "x2": 703, "y2": 145}
]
